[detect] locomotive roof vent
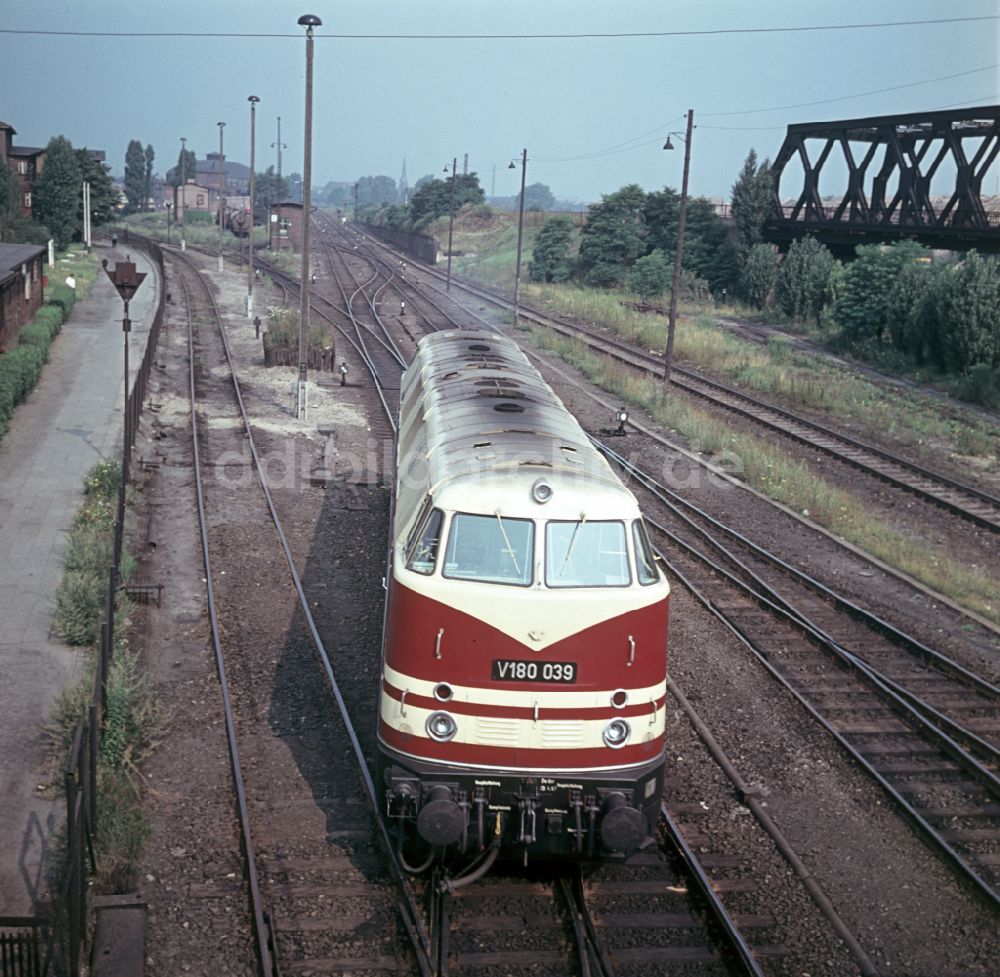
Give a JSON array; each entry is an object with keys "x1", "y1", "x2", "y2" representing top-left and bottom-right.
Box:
[
  {"x1": 494, "y1": 402, "x2": 525, "y2": 413},
  {"x1": 531, "y1": 477, "x2": 554, "y2": 504}
]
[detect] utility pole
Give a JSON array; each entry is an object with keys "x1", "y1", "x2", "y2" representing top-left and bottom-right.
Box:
[
  {"x1": 217, "y1": 122, "x2": 226, "y2": 273},
  {"x1": 445, "y1": 158, "x2": 457, "y2": 291},
  {"x1": 273, "y1": 116, "x2": 287, "y2": 180},
  {"x1": 662, "y1": 109, "x2": 694, "y2": 395},
  {"x1": 247, "y1": 95, "x2": 259, "y2": 320},
  {"x1": 297, "y1": 14, "x2": 321, "y2": 420},
  {"x1": 512, "y1": 149, "x2": 527, "y2": 328},
  {"x1": 179, "y1": 136, "x2": 187, "y2": 251}
]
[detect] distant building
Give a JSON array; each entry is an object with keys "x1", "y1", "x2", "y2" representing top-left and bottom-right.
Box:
[
  {"x1": 166, "y1": 153, "x2": 251, "y2": 197},
  {"x1": 1, "y1": 122, "x2": 106, "y2": 221},
  {"x1": 1, "y1": 122, "x2": 45, "y2": 219},
  {"x1": 0, "y1": 242, "x2": 46, "y2": 349}
]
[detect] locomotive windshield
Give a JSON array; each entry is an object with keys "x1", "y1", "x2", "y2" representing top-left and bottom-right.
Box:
[
  {"x1": 632, "y1": 519, "x2": 661, "y2": 585},
  {"x1": 405, "y1": 506, "x2": 443, "y2": 575},
  {"x1": 443, "y1": 512, "x2": 534, "y2": 586},
  {"x1": 545, "y1": 520, "x2": 630, "y2": 587}
]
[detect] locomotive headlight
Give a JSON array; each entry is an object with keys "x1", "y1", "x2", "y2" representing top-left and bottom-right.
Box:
[
  {"x1": 603, "y1": 719, "x2": 631, "y2": 749},
  {"x1": 426, "y1": 711, "x2": 458, "y2": 742}
]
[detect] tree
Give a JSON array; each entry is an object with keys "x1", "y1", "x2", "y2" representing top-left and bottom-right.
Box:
[
  {"x1": 937, "y1": 251, "x2": 1000, "y2": 372},
  {"x1": 356, "y1": 175, "x2": 397, "y2": 207},
  {"x1": 731, "y1": 149, "x2": 774, "y2": 265},
  {"x1": 835, "y1": 241, "x2": 926, "y2": 346},
  {"x1": 529, "y1": 216, "x2": 575, "y2": 283},
  {"x1": 255, "y1": 166, "x2": 289, "y2": 208},
  {"x1": 76, "y1": 149, "x2": 117, "y2": 227},
  {"x1": 740, "y1": 243, "x2": 779, "y2": 309},
  {"x1": 775, "y1": 236, "x2": 837, "y2": 323},
  {"x1": 36, "y1": 135, "x2": 82, "y2": 249},
  {"x1": 409, "y1": 173, "x2": 484, "y2": 225},
  {"x1": 123, "y1": 139, "x2": 145, "y2": 214},
  {"x1": 523, "y1": 183, "x2": 554, "y2": 212},
  {"x1": 577, "y1": 184, "x2": 648, "y2": 287},
  {"x1": 0, "y1": 160, "x2": 19, "y2": 241},
  {"x1": 144, "y1": 144, "x2": 155, "y2": 211},
  {"x1": 169, "y1": 146, "x2": 198, "y2": 187},
  {"x1": 629, "y1": 249, "x2": 672, "y2": 298}
]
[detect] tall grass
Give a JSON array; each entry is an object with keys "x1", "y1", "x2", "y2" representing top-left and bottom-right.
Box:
[{"x1": 49, "y1": 461, "x2": 152, "y2": 893}]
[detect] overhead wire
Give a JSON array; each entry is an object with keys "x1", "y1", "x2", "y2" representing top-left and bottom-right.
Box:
[{"x1": 0, "y1": 15, "x2": 998, "y2": 39}]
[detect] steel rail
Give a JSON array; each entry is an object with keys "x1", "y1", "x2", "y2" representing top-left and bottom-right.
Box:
[
  {"x1": 592, "y1": 435, "x2": 1000, "y2": 910},
  {"x1": 667, "y1": 678, "x2": 879, "y2": 976},
  {"x1": 176, "y1": 266, "x2": 274, "y2": 977},
  {"x1": 661, "y1": 541, "x2": 1000, "y2": 914},
  {"x1": 353, "y1": 224, "x2": 1000, "y2": 533},
  {"x1": 598, "y1": 439, "x2": 1000, "y2": 769},
  {"x1": 172, "y1": 248, "x2": 433, "y2": 975},
  {"x1": 660, "y1": 806, "x2": 767, "y2": 977}
]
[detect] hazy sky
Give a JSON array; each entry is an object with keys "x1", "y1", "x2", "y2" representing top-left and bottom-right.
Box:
[{"x1": 2, "y1": 1, "x2": 998, "y2": 205}]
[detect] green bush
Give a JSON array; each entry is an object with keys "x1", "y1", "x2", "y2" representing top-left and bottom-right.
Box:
[
  {"x1": 0, "y1": 298, "x2": 71, "y2": 438},
  {"x1": 47, "y1": 282, "x2": 77, "y2": 317},
  {"x1": 956, "y1": 363, "x2": 1000, "y2": 408}
]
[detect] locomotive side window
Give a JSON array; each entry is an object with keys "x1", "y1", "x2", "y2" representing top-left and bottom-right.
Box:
[
  {"x1": 406, "y1": 507, "x2": 444, "y2": 575},
  {"x1": 632, "y1": 520, "x2": 661, "y2": 585},
  {"x1": 443, "y1": 512, "x2": 534, "y2": 586},
  {"x1": 545, "y1": 520, "x2": 630, "y2": 587}
]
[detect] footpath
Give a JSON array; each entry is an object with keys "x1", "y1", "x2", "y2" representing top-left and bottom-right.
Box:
[{"x1": 0, "y1": 241, "x2": 159, "y2": 914}]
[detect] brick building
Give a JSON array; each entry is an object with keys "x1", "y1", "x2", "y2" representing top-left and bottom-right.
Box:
[
  {"x1": 268, "y1": 203, "x2": 304, "y2": 252},
  {"x1": 0, "y1": 243, "x2": 47, "y2": 349},
  {"x1": 0, "y1": 122, "x2": 45, "y2": 219}
]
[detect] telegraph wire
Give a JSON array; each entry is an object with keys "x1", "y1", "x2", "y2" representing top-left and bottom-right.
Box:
[{"x1": 0, "y1": 15, "x2": 997, "y2": 39}]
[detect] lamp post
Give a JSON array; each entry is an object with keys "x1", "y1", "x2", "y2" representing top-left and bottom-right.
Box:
[
  {"x1": 297, "y1": 13, "x2": 321, "y2": 421},
  {"x1": 179, "y1": 136, "x2": 187, "y2": 251},
  {"x1": 247, "y1": 95, "x2": 260, "y2": 320},
  {"x1": 662, "y1": 108, "x2": 694, "y2": 394},
  {"x1": 444, "y1": 158, "x2": 457, "y2": 291},
  {"x1": 508, "y1": 148, "x2": 527, "y2": 327},
  {"x1": 165, "y1": 202, "x2": 172, "y2": 245},
  {"x1": 217, "y1": 122, "x2": 226, "y2": 273}
]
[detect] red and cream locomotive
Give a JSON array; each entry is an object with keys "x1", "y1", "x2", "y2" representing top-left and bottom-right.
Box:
[{"x1": 377, "y1": 330, "x2": 670, "y2": 866}]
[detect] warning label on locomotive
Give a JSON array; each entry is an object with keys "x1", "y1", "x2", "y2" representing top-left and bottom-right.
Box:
[{"x1": 491, "y1": 659, "x2": 577, "y2": 683}]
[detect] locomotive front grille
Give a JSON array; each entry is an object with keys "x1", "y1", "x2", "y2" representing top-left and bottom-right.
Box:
[
  {"x1": 541, "y1": 720, "x2": 585, "y2": 747},
  {"x1": 475, "y1": 716, "x2": 519, "y2": 745}
]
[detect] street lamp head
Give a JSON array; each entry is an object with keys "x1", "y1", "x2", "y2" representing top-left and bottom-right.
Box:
[
  {"x1": 663, "y1": 136, "x2": 674, "y2": 151},
  {"x1": 508, "y1": 160, "x2": 517, "y2": 169},
  {"x1": 218, "y1": 121, "x2": 225, "y2": 128},
  {"x1": 298, "y1": 13, "x2": 321, "y2": 28},
  {"x1": 248, "y1": 95, "x2": 260, "y2": 104}
]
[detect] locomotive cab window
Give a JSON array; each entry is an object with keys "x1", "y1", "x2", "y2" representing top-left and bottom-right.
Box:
[
  {"x1": 632, "y1": 519, "x2": 661, "y2": 585},
  {"x1": 545, "y1": 520, "x2": 630, "y2": 588},
  {"x1": 406, "y1": 506, "x2": 443, "y2": 575},
  {"x1": 443, "y1": 512, "x2": 534, "y2": 586}
]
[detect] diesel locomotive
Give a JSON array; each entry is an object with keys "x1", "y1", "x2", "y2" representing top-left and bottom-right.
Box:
[{"x1": 377, "y1": 330, "x2": 670, "y2": 868}]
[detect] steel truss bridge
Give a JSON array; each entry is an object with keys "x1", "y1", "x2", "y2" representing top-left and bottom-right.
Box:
[{"x1": 764, "y1": 106, "x2": 1000, "y2": 255}]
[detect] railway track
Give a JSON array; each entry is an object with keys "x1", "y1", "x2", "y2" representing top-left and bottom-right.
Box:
[
  {"x1": 596, "y1": 439, "x2": 1000, "y2": 910},
  {"x1": 351, "y1": 224, "x2": 1000, "y2": 534},
  {"x1": 151, "y1": 222, "x2": 989, "y2": 971},
  {"x1": 168, "y1": 247, "x2": 436, "y2": 975},
  {"x1": 254, "y1": 224, "x2": 798, "y2": 976}
]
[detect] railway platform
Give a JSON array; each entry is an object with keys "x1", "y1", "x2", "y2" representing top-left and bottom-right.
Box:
[{"x1": 0, "y1": 240, "x2": 159, "y2": 914}]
